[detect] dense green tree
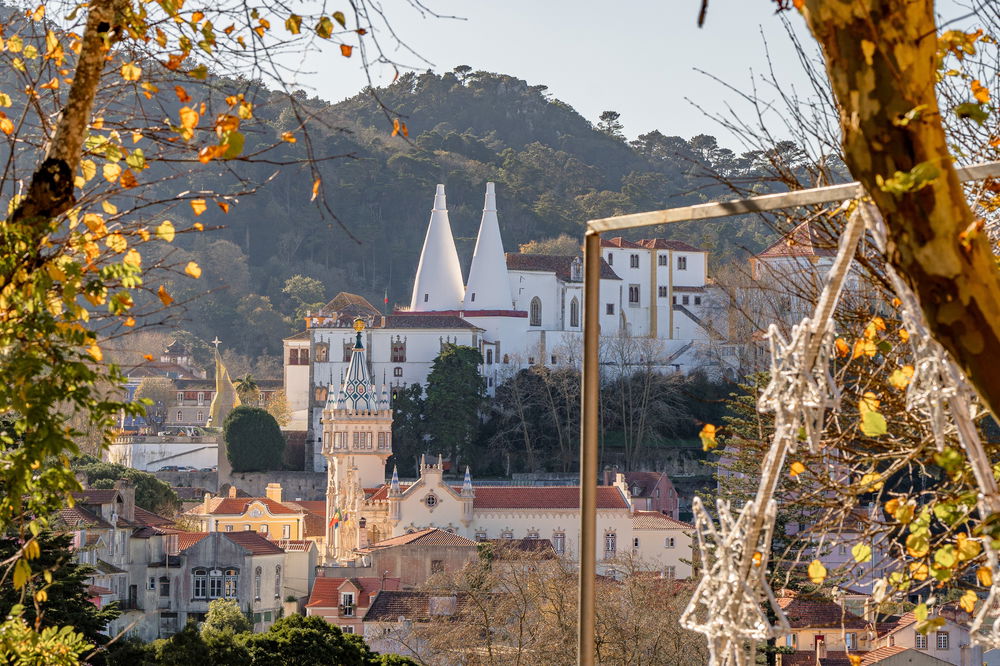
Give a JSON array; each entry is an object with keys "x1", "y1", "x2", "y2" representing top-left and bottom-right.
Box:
[
  {"x1": 424, "y1": 345, "x2": 485, "y2": 464},
  {"x1": 0, "y1": 531, "x2": 120, "y2": 647},
  {"x1": 241, "y1": 614, "x2": 396, "y2": 666},
  {"x1": 201, "y1": 599, "x2": 251, "y2": 636},
  {"x1": 223, "y1": 407, "x2": 285, "y2": 472},
  {"x1": 390, "y1": 383, "x2": 427, "y2": 477},
  {"x1": 596, "y1": 110, "x2": 625, "y2": 139},
  {"x1": 281, "y1": 275, "x2": 327, "y2": 319},
  {"x1": 73, "y1": 457, "x2": 180, "y2": 515}
]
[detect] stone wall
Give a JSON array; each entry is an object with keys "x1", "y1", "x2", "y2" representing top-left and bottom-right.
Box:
[{"x1": 155, "y1": 469, "x2": 326, "y2": 500}]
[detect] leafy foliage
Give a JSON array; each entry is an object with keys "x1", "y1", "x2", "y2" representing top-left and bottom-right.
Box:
[
  {"x1": 223, "y1": 406, "x2": 285, "y2": 472},
  {"x1": 424, "y1": 344, "x2": 485, "y2": 463},
  {"x1": 73, "y1": 456, "x2": 180, "y2": 515}
]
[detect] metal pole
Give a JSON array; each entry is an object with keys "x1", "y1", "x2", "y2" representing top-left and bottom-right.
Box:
[{"x1": 578, "y1": 230, "x2": 601, "y2": 665}]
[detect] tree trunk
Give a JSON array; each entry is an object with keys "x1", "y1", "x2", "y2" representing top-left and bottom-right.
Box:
[{"x1": 801, "y1": 0, "x2": 1000, "y2": 418}]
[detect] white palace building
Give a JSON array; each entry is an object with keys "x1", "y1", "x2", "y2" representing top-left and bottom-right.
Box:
[{"x1": 284, "y1": 183, "x2": 722, "y2": 472}]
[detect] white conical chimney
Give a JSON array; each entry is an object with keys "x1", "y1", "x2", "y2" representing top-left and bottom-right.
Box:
[
  {"x1": 463, "y1": 182, "x2": 512, "y2": 311},
  {"x1": 410, "y1": 184, "x2": 465, "y2": 312}
]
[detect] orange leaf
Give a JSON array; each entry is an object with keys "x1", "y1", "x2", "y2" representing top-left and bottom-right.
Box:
[
  {"x1": 0, "y1": 114, "x2": 13, "y2": 135},
  {"x1": 124, "y1": 317, "x2": 136, "y2": 327},
  {"x1": 174, "y1": 85, "x2": 191, "y2": 103},
  {"x1": 834, "y1": 338, "x2": 850, "y2": 357},
  {"x1": 391, "y1": 118, "x2": 400, "y2": 137},
  {"x1": 119, "y1": 169, "x2": 138, "y2": 189},
  {"x1": 194, "y1": 222, "x2": 205, "y2": 231},
  {"x1": 401, "y1": 121, "x2": 409, "y2": 138},
  {"x1": 217, "y1": 202, "x2": 229, "y2": 214},
  {"x1": 157, "y1": 285, "x2": 173, "y2": 306},
  {"x1": 184, "y1": 261, "x2": 202, "y2": 278},
  {"x1": 281, "y1": 131, "x2": 296, "y2": 143},
  {"x1": 340, "y1": 44, "x2": 353, "y2": 57},
  {"x1": 190, "y1": 199, "x2": 207, "y2": 216},
  {"x1": 143, "y1": 354, "x2": 154, "y2": 361},
  {"x1": 179, "y1": 106, "x2": 199, "y2": 131},
  {"x1": 311, "y1": 178, "x2": 321, "y2": 201},
  {"x1": 972, "y1": 79, "x2": 991, "y2": 104},
  {"x1": 38, "y1": 77, "x2": 59, "y2": 90}
]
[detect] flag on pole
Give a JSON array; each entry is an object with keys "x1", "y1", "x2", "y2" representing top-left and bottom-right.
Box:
[
  {"x1": 329, "y1": 508, "x2": 342, "y2": 529},
  {"x1": 383, "y1": 287, "x2": 389, "y2": 306}
]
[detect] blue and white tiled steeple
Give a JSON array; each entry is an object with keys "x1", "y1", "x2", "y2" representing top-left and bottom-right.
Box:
[{"x1": 326, "y1": 319, "x2": 389, "y2": 413}]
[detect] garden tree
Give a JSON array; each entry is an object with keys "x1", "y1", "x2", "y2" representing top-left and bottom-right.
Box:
[
  {"x1": 0, "y1": 531, "x2": 120, "y2": 648},
  {"x1": 0, "y1": 608, "x2": 92, "y2": 666},
  {"x1": 234, "y1": 373, "x2": 260, "y2": 405},
  {"x1": 201, "y1": 598, "x2": 251, "y2": 636},
  {"x1": 263, "y1": 388, "x2": 292, "y2": 427},
  {"x1": 424, "y1": 344, "x2": 485, "y2": 465},
  {"x1": 240, "y1": 614, "x2": 412, "y2": 666},
  {"x1": 133, "y1": 376, "x2": 176, "y2": 432},
  {"x1": 596, "y1": 110, "x2": 625, "y2": 139},
  {"x1": 403, "y1": 549, "x2": 708, "y2": 665},
  {"x1": 517, "y1": 234, "x2": 581, "y2": 256},
  {"x1": 281, "y1": 274, "x2": 327, "y2": 319},
  {"x1": 223, "y1": 407, "x2": 285, "y2": 472},
  {"x1": 74, "y1": 456, "x2": 181, "y2": 514},
  {"x1": 789, "y1": 0, "x2": 1000, "y2": 417},
  {"x1": 390, "y1": 382, "x2": 426, "y2": 476}
]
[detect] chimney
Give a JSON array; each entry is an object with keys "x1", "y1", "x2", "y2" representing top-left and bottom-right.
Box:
[
  {"x1": 114, "y1": 478, "x2": 136, "y2": 522},
  {"x1": 265, "y1": 483, "x2": 283, "y2": 504}
]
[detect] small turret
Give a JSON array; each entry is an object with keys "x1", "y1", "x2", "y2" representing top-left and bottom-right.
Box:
[
  {"x1": 389, "y1": 466, "x2": 401, "y2": 497},
  {"x1": 461, "y1": 466, "x2": 474, "y2": 498}
]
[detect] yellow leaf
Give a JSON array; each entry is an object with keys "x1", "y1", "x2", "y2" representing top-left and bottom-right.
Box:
[
  {"x1": 83, "y1": 213, "x2": 106, "y2": 235},
  {"x1": 851, "y1": 543, "x2": 872, "y2": 563},
  {"x1": 123, "y1": 249, "x2": 141, "y2": 267},
  {"x1": 178, "y1": 106, "x2": 199, "y2": 140},
  {"x1": 914, "y1": 603, "x2": 928, "y2": 621},
  {"x1": 190, "y1": 199, "x2": 207, "y2": 216},
  {"x1": 30, "y1": 4, "x2": 44, "y2": 21},
  {"x1": 0, "y1": 93, "x2": 11, "y2": 107},
  {"x1": 834, "y1": 337, "x2": 850, "y2": 357},
  {"x1": 752, "y1": 551, "x2": 762, "y2": 567},
  {"x1": 907, "y1": 533, "x2": 930, "y2": 558},
  {"x1": 286, "y1": 14, "x2": 302, "y2": 34},
  {"x1": 807, "y1": 559, "x2": 827, "y2": 585},
  {"x1": 138, "y1": 228, "x2": 150, "y2": 241},
  {"x1": 978, "y1": 566, "x2": 993, "y2": 587},
  {"x1": 859, "y1": 392, "x2": 880, "y2": 413},
  {"x1": 957, "y1": 533, "x2": 982, "y2": 561},
  {"x1": 103, "y1": 163, "x2": 122, "y2": 182},
  {"x1": 12, "y1": 559, "x2": 29, "y2": 589},
  {"x1": 0, "y1": 114, "x2": 14, "y2": 135},
  {"x1": 699, "y1": 423, "x2": 717, "y2": 452},
  {"x1": 392, "y1": 117, "x2": 400, "y2": 137},
  {"x1": 105, "y1": 233, "x2": 127, "y2": 253},
  {"x1": 81, "y1": 159, "x2": 96, "y2": 183},
  {"x1": 910, "y1": 561, "x2": 929, "y2": 581},
  {"x1": 121, "y1": 62, "x2": 141, "y2": 81},
  {"x1": 972, "y1": 79, "x2": 991, "y2": 104},
  {"x1": 333, "y1": 10, "x2": 346, "y2": 27},
  {"x1": 899, "y1": 328, "x2": 910, "y2": 343},
  {"x1": 861, "y1": 40, "x2": 876, "y2": 65},
  {"x1": 124, "y1": 316, "x2": 136, "y2": 327},
  {"x1": 91, "y1": 116, "x2": 104, "y2": 130},
  {"x1": 889, "y1": 367, "x2": 913, "y2": 390},
  {"x1": 281, "y1": 131, "x2": 296, "y2": 143},
  {"x1": 156, "y1": 220, "x2": 176, "y2": 242},
  {"x1": 102, "y1": 200, "x2": 118, "y2": 215},
  {"x1": 185, "y1": 261, "x2": 202, "y2": 278},
  {"x1": 789, "y1": 461, "x2": 806, "y2": 477},
  {"x1": 194, "y1": 222, "x2": 205, "y2": 230},
  {"x1": 38, "y1": 77, "x2": 58, "y2": 90},
  {"x1": 860, "y1": 472, "x2": 884, "y2": 491},
  {"x1": 132, "y1": 131, "x2": 142, "y2": 144},
  {"x1": 960, "y1": 589, "x2": 978, "y2": 613},
  {"x1": 88, "y1": 343, "x2": 103, "y2": 361},
  {"x1": 158, "y1": 285, "x2": 173, "y2": 306},
  {"x1": 852, "y1": 339, "x2": 877, "y2": 359}
]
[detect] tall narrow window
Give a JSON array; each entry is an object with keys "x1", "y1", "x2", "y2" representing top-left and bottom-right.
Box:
[
  {"x1": 677, "y1": 256, "x2": 688, "y2": 270},
  {"x1": 193, "y1": 569, "x2": 207, "y2": 599},
  {"x1": 529, "y1": 297, "x2": 542, "y2": 327},
  {"x1": 391, "y1": 338, "x2": 406, "y2": 362},
  {"x1": 658, "y1": 254, "x2": 668, "y2": 266},
  {"x1": 159, "y1": 576, "x2": 170, "y2": 597},
  {"x1": 300, "y1": 349, "x2": 308, "y2": 364},
  {"x1": 630, "y1": 254, "x2": 639, "y2": 268},
  {"x1": 254, "y1": 566, "x2": 262, "y2": 599},
  {"x1": 607, "y1": 253, "x2": 613, "y2": 265},
  {"x1": 224, "y1": 569, "x2": 238, "y2": 598},
  {"x1": 289, "y1": 348, "x2": 299, "y2": 365},
  {"x1": 628, "y1": 284, "x2": 640, "y2": 304},
  {"x1": 552, "y1": 532, "x2": 565, "y2": 554},
  {"x1": 604, "y1": 532, "x2": 617, "y2": 557},
  {"x1": 570, "y1": 298, "x2": 580, "y2": 327},
  {"x1": 274, "y1": 566, "x2": 281, "y2": 598}
]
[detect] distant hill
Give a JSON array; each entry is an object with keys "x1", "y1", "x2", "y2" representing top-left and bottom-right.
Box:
[{"x1": 153, "y1": 68, "x2": 784, "y2": 360}]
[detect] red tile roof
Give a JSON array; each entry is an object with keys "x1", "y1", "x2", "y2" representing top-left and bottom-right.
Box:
[
  {"x1": 289, "y1": 500, "x2": 326, "y2": 516},
  {"x1": 177, "y1": 532, "x2": 208, "y2": 551},
  {"x1": 134, "y1": 507, "x2": 174, "y2": 527},
  {"x1": 637, "y1": 238, "x2": 706, "y2": 252},
  {"x1": 601, "y1": 236, "x2": 642, "y2": 249},
  {"x1": 207, "y1": 497, "x2": 299, "y2": 515},
  {"x1": 362, "y1": 528, "x2": 476, "y2": 551},
  {"x1": 306, "y1": 577, "x2": 400, "y2": 609},
  {"x1": 364, "y1": 591, "x2": 471, "y2": 622},
  {"x1": 781, "y1": 652, "x2": 853, "y2": 666},
  {"x1": 57, "y1": 505, "x2": 112, "y2": 529},
  {"x1": 223, "y1": 531, "x2": 286, "y2": 555},
  {"x1": 73, "y1": 489, "x2": 121, "y2": 504},
  {"x1": 631, "y1": 510, "x2": 692, "y2": 530},
  {"x1": 505, "y1": 253, "x2": 619, "y2": 281},
  {"x1": 473, "y1": 486, "x2": 628, "y2": 510},
  {"x1": 382, "y1": 314, "x2": 481, "y2": 330},
  {"x1": 776, "y1": 593, "x2": 868, "y2": 629},
  {"x1": 860, "y1": 646, "x2": 908, "y2": 665},
  {"x1": 756, "y1": 221, "x2": 837, "y2": 259}
]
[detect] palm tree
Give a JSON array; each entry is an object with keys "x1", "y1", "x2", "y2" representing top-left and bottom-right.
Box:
[{"x1": 234, "y1": 374, "x2": 259, "y2": 405}]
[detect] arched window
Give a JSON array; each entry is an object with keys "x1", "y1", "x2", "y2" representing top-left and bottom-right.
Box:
[
  {"x1": 529, "y1": 297, "x2": 542, "y2": 327},
  {"x1": 254, "y1": 566, "x2": 262, "y2": 599},
  {"x1": 274, "y1": 566, "x2": 281, "y2": 599},
  {"x1": 570, "y1": 297, "x2": 580, "y2": 328},
  {"x1": 224, "y1": 568, "x2": 238, "y2": 598},
  {"x1": 193, "y1": 568, "x2": 207, "y2": 599}
]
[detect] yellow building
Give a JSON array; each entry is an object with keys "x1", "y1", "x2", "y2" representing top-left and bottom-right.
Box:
[{"x1": 188, "y1": 483, "x2": 326, "y2": 548}]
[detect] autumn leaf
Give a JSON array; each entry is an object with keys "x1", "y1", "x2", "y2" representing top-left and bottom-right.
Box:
[
  {"x1": 851, "y1": 543, "x2": 872, "y2": 563},
  {"x1": 341, "y1": 43, "x2": 353, "y2": 57},
  {"x1": 972, "y1": 79, "x2": 991, "y2": 104},
  {"x1": 311, "y1": 177, "x2": 321, "y2": 201},
  {"x1": 978, "y1": 566, "x2": 993, "y2": 587},
  {"x1": 960, "y1": 589, "x2": 978, "y2": 614},
  {"x1": 285, "y1": 14, "x2": 302, "y2": 34},
  {"x1": 80, "y1": 160, "x2": 96, "y2": 183},
  {"x1": 123, "y1": 249, "x2": 141, "y2": 268},
  {"x1": 87, "y1": 343, "x2": 103, "y2": 361},
  {"x1": 174, "y1": 85, "x2": 191, "y2": 102},
  {"x1": 333, "y1": 10, "x2": 346, "y2": 26},
  {"x1": 0, "y1": 114, "x2": 13, "y2": 135},
  {"x1": 852, "y1": 339, "x2": 877, "y2": 359},
  {"x1": 907, "y1": 533, "x2": 930, "y2": 558},
  {"x1": 190, "y1": 199, "x2": 207, "y2": 216},
  {"x1": 143, "y1": 354, "x2": 154, "y2": 361},
  {"x1": 699, "y1": 423, "x2": 717, "y2": 451},
  {"x1": 157, "y1": 285, "x2": 174, "y2": 306},
  {"x1": 185, "y1": 261, "x2": 202, "y2": 278},
  {"x1": 119, "y1": 170, "x2": 138, "y2": 189},
  {"x1": 281, "y1": 131, "x2": 296, "y2": 143},
  {"x1": 860, "y1": 472, "x2": 884, "y2": 491},
  {"x1": 889, "y1": 366, "x2": 914, "y2": 390},
  {"x1": 178, "y1": 106, "x2": 199, "y2": 140},
  {"x1": 121, "y1": 62, "x2": 141, "y2": 81},
  {"x1": 861, "y1": 40, "x2": 875, "y2": 65},
  {"x1": 316, "y1": 16, "x2": 333, "y2": 39},
  {"x1": 848, "y1": 656, "x2": 861, "y2": 666},
  {"x1": 124, "y1": 317, "x2": 136, "y2": 327},
  {"x1": 103, "y1": 163, "x2": 122, "y2": 183},
  {"x1": 392, "y1": 117, "x2": 400, "y2": 137},
  {"x1": 216, "y1": 202, "x2": 229, "y2": 214},
  {"x1": 807, "y1": 559, "x2": 827, "y2": 584},
  {"x1": 789, "y1": 461, "x2": 806, "y2": 477},
  {"x1": 899, "y1": 328, "x2": 910, "y2": 343},
  {"x1": 156, "y1": 220, "x2": 176, "y2": 242},
  {"x1": 105, "y1": 233, "x2": 127, "y2": 253},
  {"x1": 834, "y1": 337, "x2": 850, "y2": 357}
]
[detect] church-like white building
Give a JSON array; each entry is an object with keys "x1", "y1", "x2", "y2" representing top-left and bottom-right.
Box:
[
  {"x1": 320, "y1": 318, "x2": 693, "y2": 577},
  {"x1": 285, "y1": 182, "x2": 722, "y2": 471}
]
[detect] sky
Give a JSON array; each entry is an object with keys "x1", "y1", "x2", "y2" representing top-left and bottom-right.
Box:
[{"x1": 283, "y1": 1, "x2": 975, "y2": 144}]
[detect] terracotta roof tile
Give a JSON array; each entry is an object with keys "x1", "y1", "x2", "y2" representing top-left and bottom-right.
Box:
[
  {"x1": 363, "y1": 590, "x2": 471, "y2": 622},
  {"x1": 284, "y1": 329, "x2": 310, "y2": 341},
  {"x1": 57, "y1": 505, "x2": 111, "y2": 529},
  {"x1": 363, "y1": 528, "x2": 476, "y2": 551},
  {"x1": 319, "y1": 292, "x2": 381, "y2": 317},
  {"x1": 636, "y1": 238, "x2": 706, "y2": 252},
  {"x1": 306, "y1": 577, "x2": 400, "y2": 609},
  {"x1": 206, "y1": 497, "x2": 298, "y2": 515},
  {"x1": 223, "y1": 531, "x2": 286, "y2": 555},
  {"x1": 134, "y1": 507, "x2": 174, "y2": 527},
  {"x1": 601, "y1": 236, "x2": 642, "y2": 249},
  {"x1": 473, "y1": 486, "x2": 628, "y2": 510},
  {"x1": 776, "y1": 594, "x2": 868, "y2": 629},
  {"x1": 73, "y1": 489, "x2": 120, "y2": 504},
  {"x1": 756, "y1": 221, "x2": 837, "y2": 259},
  {"x1": 631, "y1": 510, "x2": 692, "y2": 530},
  {"x1": 505, "y1": 253, "x2": 619, "y2": 281},
  {"x1": 382, "y1": 314, "x2": 481, "y2": 330},
  {"x1": 177, "y1": 532, "x2": 208, "y2": 551},
  {"x1": 860, "y1": 646, "x2": 908, "y2": 665}
]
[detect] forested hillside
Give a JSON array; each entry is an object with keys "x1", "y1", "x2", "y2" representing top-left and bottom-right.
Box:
[{"x1": 148, "y1": 67, "x2": 793, "y2": 364}]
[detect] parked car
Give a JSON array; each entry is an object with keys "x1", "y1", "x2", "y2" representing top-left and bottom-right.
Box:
[{"x1": 157, "y1": 426, "x2": 207, "y2": 437}]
